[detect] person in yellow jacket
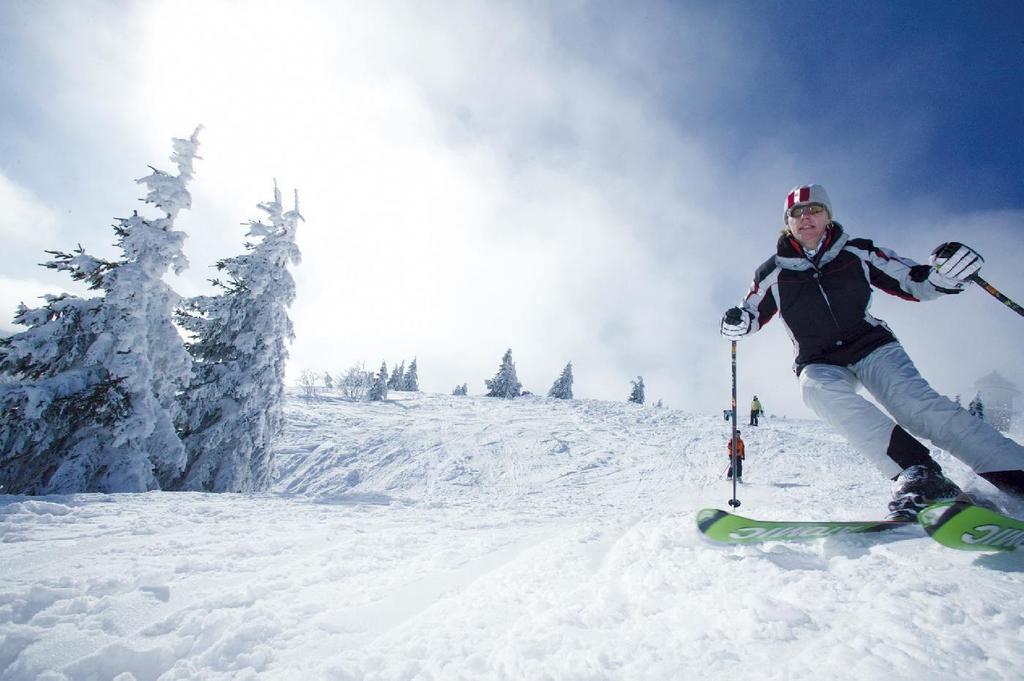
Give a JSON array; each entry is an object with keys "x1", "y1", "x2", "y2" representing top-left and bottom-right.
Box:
[
  {"x1": 750, "y1": 396, "x2": 763, "y2": 426},
  {"x1": 726, "y1": 431, "x2": 745, "y2": 482}
]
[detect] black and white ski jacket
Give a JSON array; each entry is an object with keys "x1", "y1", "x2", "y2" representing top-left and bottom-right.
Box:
[{"x1": 739, "y1": 222, "x2": 960, "y2": 374}]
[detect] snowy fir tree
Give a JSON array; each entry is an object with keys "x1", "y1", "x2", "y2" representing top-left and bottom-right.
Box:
[
  {"x1": 628, "y1": 376, "x2": 645, "y2": 405},
  {"x1": 323, "y1": 372, "x2": 334, "y2": 391},
  {"x1": 367, "y1": 361, "x2": 389, "y2": 402},
  {"x1": 547, "y1": 362, "x2": 574, "y2": 400},
  {"x1": 403, "y1": 358, "x2": 419, "y2": 391},
  {"x1": 173, "y1": 181, "x2": 302, "y2": 493},
  {"x1": 388, "y1": 361, "x2": 405, "y2": 391},
  {"x1": 0, "y1": 129, "x2": 201, "y2": 494},
  {"x1": 969, "y1": 394, "x2": 985, "y2": 421},
  {"x1": 485, "y1": 349, "x2": 522, "y2": 399},
  {"x1": 452, "y1": 383, "x2": 468, "y2": 396}
]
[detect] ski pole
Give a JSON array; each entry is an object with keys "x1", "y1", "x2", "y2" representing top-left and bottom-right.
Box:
[
  {"x1": 729, "y1": 340, "x2": 741, "y2": 508},
  {"x1": 969, "y1": 273, "x2": 1024, "y2": 318}
]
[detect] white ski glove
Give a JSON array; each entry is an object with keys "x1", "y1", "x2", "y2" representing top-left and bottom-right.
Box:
[
  {"x1": 929, "y1": 242, "x2": 983, "y2": 290},
  {"x1": 721, "y1": 307, "x2": 753, "y2": 340}
]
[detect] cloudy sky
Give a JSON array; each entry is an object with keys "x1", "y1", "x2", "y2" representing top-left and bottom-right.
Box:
[{"x1": 1, "y1": 0, "x2": 1022, "y2": 417}]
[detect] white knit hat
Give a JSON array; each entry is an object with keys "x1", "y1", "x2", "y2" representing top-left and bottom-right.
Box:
[{"x1": 784, "y1": 184, "x2": 832, "y2": 222}]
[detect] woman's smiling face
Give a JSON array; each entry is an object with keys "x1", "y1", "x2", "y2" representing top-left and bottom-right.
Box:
[{"x1": 787, "y1": 203, "x2": 830, "y2": 250}]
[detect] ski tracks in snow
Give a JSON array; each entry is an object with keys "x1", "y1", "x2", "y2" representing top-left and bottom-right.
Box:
[{"x1": 3, "y1": 392, "x2": 1024, "y2": 679}]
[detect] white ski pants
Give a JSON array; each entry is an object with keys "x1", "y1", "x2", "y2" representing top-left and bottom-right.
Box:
[{"x1": 799, "y1": 341, "x2": 1023, "y2": 479}]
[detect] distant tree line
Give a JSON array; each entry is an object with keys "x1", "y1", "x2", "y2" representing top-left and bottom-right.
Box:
[
  {"x1": 455, "y1": 348, "x2": 650, "y2": 406},
  {"x1": 305, "y1": 358, "x2": 421, "y2": 402},
  {"x1": 310, "y1": 348, "x2": 648, "y2": 406}
]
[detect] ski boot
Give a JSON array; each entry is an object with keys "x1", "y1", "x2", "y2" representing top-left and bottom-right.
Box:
[{"x1": 886, "y1": 464, "x2": 962, "y2": 521}]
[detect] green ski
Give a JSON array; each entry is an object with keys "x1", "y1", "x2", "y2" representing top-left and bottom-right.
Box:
[
  {"x1": 696, "y1": 508, "x2": 914, "y2": 545},
  {"x1": 918, "y1": 501, "x2": 1024, "y2": 552}
]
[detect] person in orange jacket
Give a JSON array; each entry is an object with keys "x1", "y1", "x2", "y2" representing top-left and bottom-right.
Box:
[{"x1": 726, "y1": 431, "x2": 745, "y2": 481}]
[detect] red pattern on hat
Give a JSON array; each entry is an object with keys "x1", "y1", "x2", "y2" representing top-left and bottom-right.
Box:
[
  {"x1": 787, "y1": 186, "x2": 812, "y2": 207},
  {"x1": 784, "y1": 184, "x2": 832, "y2": 223}
]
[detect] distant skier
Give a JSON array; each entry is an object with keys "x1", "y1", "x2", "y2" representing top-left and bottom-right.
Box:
[
  {"x1": 720, "y1": 184, "x2": 1024, "y2": 519},
  {"x1": 750, "y1": 396, "x2": 763, "y2": 426},
  {"x1": 726, "y1": 431, "x2": 745, "y2": 482}
]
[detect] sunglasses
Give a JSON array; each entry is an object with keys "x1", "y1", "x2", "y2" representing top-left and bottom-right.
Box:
[{"x1": 788, "y1": 203, "x2": 827, "y2": 219}]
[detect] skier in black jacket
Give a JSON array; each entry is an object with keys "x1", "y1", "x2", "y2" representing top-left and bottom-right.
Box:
[{"x1": 720, "y1": 184, "x2": 1024, "y2": 518}]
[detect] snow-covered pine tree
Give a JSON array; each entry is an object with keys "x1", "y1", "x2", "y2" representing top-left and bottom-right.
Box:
[
  {"x1": 547, "y1": 362, "x2": 574, "y2": 400},
  {"x1": 403, "y1": 358, "x2": 419, "y2": 391},
  {"x1": 174, "y1": 180, "x2": 302, "y2": 492},
  {"x1": 323, "y1": 372, "x2": 334, "y2": 391},
  {"x1": 485, "y1": 349, "x2": 522, "y2": 399},
  {"x1": 628, "y1": 376, "x2": 645, "y2": 405},
  {"x1": 0, "y1": 129, "x2": 201, "y2": 494},
  {"x1": 452, "y1": 383, "x2": 468, "y2": 396},
  {"x1": 367, "y1": 361, "x2": 388, "y2": 401},
  {"x1": 388, "y1": 361, "x2": 405, "y2": 391},
  {"x1": 968, "y1": 394, "x2": 985, "y2": 421}
]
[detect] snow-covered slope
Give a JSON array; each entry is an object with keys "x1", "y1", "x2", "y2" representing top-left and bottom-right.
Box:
[{"x1": 2, "y1": 391, "x2": 1023, "y2": 680}]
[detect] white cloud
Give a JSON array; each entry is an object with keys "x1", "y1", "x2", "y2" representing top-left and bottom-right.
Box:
[
  {"x1": 115, "y1": 2, "x2": 730, "y2": 404},
  {"x1": 0, "y1": 172, "x2": 57, "y2": 244},
  {"x1": 4, "y1": 1, "x2": 1021, "y2": 419}
]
